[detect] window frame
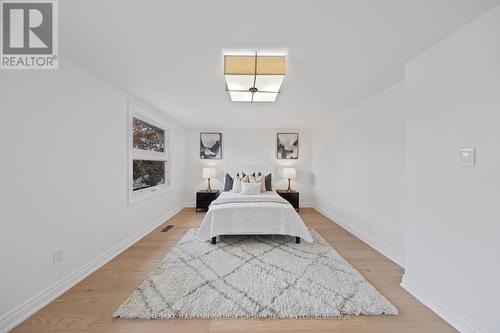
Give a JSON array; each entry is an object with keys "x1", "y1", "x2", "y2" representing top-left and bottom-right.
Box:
[{"x1": 128, "y1": 101, "x2": 171, "y2": 204}]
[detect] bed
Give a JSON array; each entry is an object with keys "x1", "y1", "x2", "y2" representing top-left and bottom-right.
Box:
[{"x1": 197, "y1": 190, "x2": 314, "y2": 244}]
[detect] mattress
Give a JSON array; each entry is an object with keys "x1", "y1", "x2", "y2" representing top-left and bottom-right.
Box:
[{"x1": 197, "y1": 191, "x2": 313, "y2": 242}]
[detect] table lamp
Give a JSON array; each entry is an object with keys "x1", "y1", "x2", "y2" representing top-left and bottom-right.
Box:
[
  {"x1": 283, "y1": 168, "x2": 296, "y2": 192},
  {"x1": 202, "y1": 167, "x2": 216, "y2": 192}
]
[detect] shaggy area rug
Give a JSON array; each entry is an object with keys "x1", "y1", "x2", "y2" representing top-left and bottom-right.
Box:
[{"x1": 113, "y1": 229, "x2": 397, "y2": 319}]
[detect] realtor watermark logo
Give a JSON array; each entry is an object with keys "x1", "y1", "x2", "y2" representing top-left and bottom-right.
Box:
[{"x1": 1, "y1": 0, "x2": 58, "y2": 69}]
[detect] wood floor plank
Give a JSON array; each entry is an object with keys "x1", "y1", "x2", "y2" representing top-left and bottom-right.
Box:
[{"x1": 11, "y1": 208, "x2": 456, "y2": 333}]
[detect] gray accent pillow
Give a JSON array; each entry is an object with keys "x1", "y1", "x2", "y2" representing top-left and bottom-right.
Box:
[
  {"x1": 265, "y1": 173, "x2": 272, "y2": 191},
  {"x1": 224, "y1": 173, "x2": 233, "y2": 191},
  {"x1": 258, "y1": 172, "x2": 272, "y2": 191}
]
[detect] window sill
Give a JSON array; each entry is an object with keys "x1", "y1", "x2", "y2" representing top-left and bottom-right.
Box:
[{"x1": 129, "y1": 185, "x2": 172, "y2": 205}]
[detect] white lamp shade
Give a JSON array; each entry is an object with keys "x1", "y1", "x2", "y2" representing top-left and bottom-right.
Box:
[
  {"x1": 202, "y1": 167, "x2": 216, "y2": 179},
  {"x1": 283, "y1": 167, "x2": 296, "y2": 179}
]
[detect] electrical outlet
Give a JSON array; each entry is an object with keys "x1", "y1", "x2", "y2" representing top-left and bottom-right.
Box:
[{"x1": 53, "y1": 249, "x2": 64, "y2": 264}]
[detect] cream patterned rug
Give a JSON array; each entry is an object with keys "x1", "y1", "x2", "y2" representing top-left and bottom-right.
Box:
[{"x1": 113, "y1": 229, "x2": 397, "y2": 319}]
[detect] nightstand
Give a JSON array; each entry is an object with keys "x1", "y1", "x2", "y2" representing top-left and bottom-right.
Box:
[
  {"x1": 196, "y1": 190, "x2": 220, "y2": 212},
  {"x1": 276, "y1": 190, "x2": 299, "y2": 211}
]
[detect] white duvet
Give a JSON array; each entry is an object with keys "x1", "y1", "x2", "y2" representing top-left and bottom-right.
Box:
[{"x1": 197, "y1": 191, "x2": 313, "y2": 242}]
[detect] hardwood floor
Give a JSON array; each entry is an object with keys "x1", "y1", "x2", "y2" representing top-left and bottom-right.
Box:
[{"x1": 12, "y1": 208, "x2": 456, "y2": 333}]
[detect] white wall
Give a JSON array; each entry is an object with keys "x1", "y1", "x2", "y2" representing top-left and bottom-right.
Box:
[
  {"x1": 0, "y1": 57, "x2": 186, "y2": 331},
  {"x1": 185, "y1": 128, "x2": 313, "y2": 206},
  {"x1": 312, "y1": 83, "x2": 405, "y2": 266},
  {"x1": 403, "y1": 6, "x2": 500, "y2": 333}
]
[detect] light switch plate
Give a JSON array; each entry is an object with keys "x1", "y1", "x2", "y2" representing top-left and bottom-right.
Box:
[{"x1": 459, "y1": 148, "x2": 475, "y2": 167}]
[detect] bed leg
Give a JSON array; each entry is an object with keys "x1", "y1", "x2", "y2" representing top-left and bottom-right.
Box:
[
  {"x1": 211, "y1": 237, "x2": 216, "y2": 245},
  {"x1": 296, "y1": 237, "x2": 300, "y2": 244}
]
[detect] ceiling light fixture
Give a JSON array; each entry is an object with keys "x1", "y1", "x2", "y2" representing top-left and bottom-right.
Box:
[{"x1": 224, "y1": 52, "x2": 286, "y2": 103}]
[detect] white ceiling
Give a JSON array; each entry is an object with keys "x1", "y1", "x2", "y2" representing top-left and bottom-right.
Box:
[{"x1": 60, "y1": 0, "x2": 499, "y2": 128}]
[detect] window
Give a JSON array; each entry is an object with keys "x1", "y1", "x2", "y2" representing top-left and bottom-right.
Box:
[
  {"x1": 133, "y1": 160, "x2": 165, "y2": 191},
  {"x1": 132, "y1": 118, "x2": 165, "y2": 152},
  {"x1": 128, "y1": 101, "x2": 171, "y2": 204}
]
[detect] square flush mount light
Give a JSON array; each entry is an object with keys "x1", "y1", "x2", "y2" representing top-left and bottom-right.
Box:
[{"x1": 224, "y1": 53, "x2": 286, "y2": 103}]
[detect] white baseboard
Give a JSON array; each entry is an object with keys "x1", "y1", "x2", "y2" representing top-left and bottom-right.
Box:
[
  {"x1": 0, "y1": 205, "x2": 184, "y2": 333},
  {"x1": 401, "y1": 275, "x2": 483, "y2": 333},
  {"x1": 312, "y1": 204, "x2": 404, "y2": 267}
]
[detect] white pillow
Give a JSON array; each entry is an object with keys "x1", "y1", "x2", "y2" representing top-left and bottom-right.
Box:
[
  {"x1": 241, "y1": 175, "x2": 249, "y2": 182},
  {"x1": 248, "y1": 174, "x2": 256, "y2": 183},
  {"x1": 232, "y1": 176, "x2": 242, "y2": 193},
  {"x1": 241, "y1": 182, "x2": 261, "y2": 195},
  {"x1": 255, "y1": 175, "x2": 266, "y2": 192}
]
